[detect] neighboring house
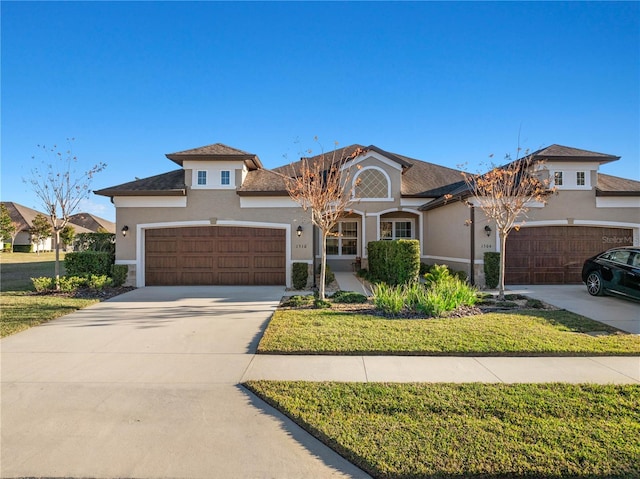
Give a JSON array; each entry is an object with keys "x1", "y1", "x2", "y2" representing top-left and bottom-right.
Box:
[
  {"x1": 94, "y1": 143, "x2": 640, "y2": 288},
  {"x1": 1, "y1": 202, "x2": 54, "y2": 252},
  {"x1": 68, "y1": 212, "x2": 116, "y2": 234},
  {"x1": 0, "y1": 202, "x2": 114, "y2": 252}
]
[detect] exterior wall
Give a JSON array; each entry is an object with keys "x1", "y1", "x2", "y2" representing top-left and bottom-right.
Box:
[
  {"x1": 423, "y1": 189, "x2": 640, "y2": 287},
  {"x1": 114, "y1": 189, "x2": 312, "y2": 287}
]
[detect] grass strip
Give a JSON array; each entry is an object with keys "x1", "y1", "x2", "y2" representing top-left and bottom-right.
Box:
[
  {"x1": 246, "y1": 381, "x2": 640, "y2": 479},
  {"x1": 258, "y1": 309, "x2": 640, "y2": 355},
  {"x1": 0, "y1": 291, "x2": 98, "y2": 337}
]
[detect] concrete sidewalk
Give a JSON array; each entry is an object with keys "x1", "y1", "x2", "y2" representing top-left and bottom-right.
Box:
[{"x1": 242, "y1": 355, "x2": 640, "y2": 384}]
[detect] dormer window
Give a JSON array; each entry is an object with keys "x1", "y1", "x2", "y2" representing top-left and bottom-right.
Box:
[
  {"x1": 221, "y1": 170, "x2": 230, "y2": 186},
  {"x1": 576, "y1": 171, "x2": 585, "y2": 186},
  {"x1": 197, "y1": 170, "x2": 207, "y2": 185},
  {"x1": 554, "y1": 171, "x2": 563, "y2": 186}
]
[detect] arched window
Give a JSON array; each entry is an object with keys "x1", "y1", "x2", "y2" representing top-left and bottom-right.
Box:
[{"x1": 353, "y1": 168, "x2": 390, "y2": 199}]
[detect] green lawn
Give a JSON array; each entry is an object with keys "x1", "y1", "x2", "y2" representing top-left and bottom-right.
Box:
[
  {"x1": 1, "y1": 251, "x2": 66, "y2": 291},
  {"x1": 257, "y1": 309, "x2": 640, "y2": 355},
  {"x1": 246, "y1": 381, "x2": 640, "y2": 479},
  {"x1": 0, "y1": 252, "x2": 95, "y2": 337}
]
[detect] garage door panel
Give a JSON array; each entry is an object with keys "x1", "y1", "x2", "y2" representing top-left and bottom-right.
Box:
[
  {"x1": 506, "y1": 226, "x2": 632, "y2": 285},
  {"x1": 145, "y1": 226, "x2": 285, "y2": 286}
]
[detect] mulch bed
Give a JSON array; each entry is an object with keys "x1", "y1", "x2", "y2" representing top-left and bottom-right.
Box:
[{"x1": 32, "y1": 286, "x2": 136, "y2": 301}]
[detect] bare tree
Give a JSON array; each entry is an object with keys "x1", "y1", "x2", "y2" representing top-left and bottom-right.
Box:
[
  {"x1": 24, "y1": 139, "x2": 106, "y2": 285},
  {"x1": 460, "y1": 150, "x2": 554, "y2": 299},
  {"x1": 30, "y1": 214, "x2": 52, "y2": 255},
  {"x1": 282, "y1": 141, "x2": 365, "y2": 300}
]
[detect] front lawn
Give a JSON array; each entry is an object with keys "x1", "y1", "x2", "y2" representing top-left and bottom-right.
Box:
[
  {"x1": 1, "y1": 251, "x2": 65, "y2": 291},
  {"x1": 257, "y1": 309, "x2": 640, "y2": 355},
  {"x1": 246, "y1": 381, "x2": 640, "y2": 479},
  {"x1": 0, "y1": 291, "x2": 99, "y2": 337}
]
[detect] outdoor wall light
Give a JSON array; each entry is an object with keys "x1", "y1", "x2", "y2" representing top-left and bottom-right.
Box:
[
  {"x1": 484, "y1": 225, "x2": 492, "y2": 237},
  {"x1": 121, "y1": 225, "x2": 129, "y2": 237},
  {"x1": 296, "y1": 225, "x2": 303, "y2": 237}
]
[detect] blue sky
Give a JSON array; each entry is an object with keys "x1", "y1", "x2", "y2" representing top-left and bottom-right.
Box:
[{"x1": 2, "y1": 1, "x2": 639, "y2": 222}]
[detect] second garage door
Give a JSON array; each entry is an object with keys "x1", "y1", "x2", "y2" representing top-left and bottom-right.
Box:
[
  {"x1": 505, "y1": 226, "x2": 633, "y2": 284},
  {"x1": 145, "y1": 226, "x2": 286, "y2": 286}
]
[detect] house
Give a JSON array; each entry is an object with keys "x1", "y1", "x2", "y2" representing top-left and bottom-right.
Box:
[
  {"x1": 1, "y1": 202, "x2": 116, "y2": 252},
  {"x1": 94, "y1": 143, "x2": 640, "y2": 288}
]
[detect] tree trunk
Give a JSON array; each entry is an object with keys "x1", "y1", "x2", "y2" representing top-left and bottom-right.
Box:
[
  {"x1": 319, "y1": 231, "x2": 328, "y2": 300},
  {"x1": 498, "y1": 230, "x2": 507, "y2": 300},
  {"x1": 54, "y1": 229, "x2": 61, "y2": 290}
]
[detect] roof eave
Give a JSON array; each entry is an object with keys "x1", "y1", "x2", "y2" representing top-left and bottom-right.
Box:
[
  {"x1": 596, "y1": 189, "x2": 640, "y2": 197},
  {"x1": 94, "y1": 189, "x2": 187, "y2": 197},
  {"x1": 166, "y1": 154, "x2": 263, "y2": 170},
  {"x1": 236, "y1": 190, "x2": 290, "y2": 197}
]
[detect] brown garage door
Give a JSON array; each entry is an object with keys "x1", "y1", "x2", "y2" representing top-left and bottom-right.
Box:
[
  {"x1": 145, "y1": 226, "x2": 286, "y2": 286},
  {"x1": 505, "y1": 226, "x2": 633, "y2": 284}
]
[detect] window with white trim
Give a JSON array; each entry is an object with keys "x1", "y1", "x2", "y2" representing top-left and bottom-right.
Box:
[
  {"x1": 554, "y1": 171, "x2": 563, "y2": 186},
  {"x1": 221, "y1": 170, "x2": 230, "y2": 185},
  {"x1": 197, "y1": 170, "x2": 207, "y2": 185},
  {"x1": 576, "y1": 171, "x2": 585, "y2": 186},
  {"x1": 326, "y1": 221, "x2": 358, "y2": 256},
  {"x1": 381, "y1": 220, "x2": 413, "y2": 240}
]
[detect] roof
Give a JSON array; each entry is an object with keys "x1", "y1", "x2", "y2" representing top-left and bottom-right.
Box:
[
  {"x1": 165, "y1": 143, "x2": 263, "y2": 170},
  {"x1": 1, "y1": 202, "x2": 48, "y2": 231},
  {"x1": 596, "y1": 173, "x2": 640, "y2": 197},
  {"x1": 273, "y1": 144, "x2": 462, "y2": 197},
  {"x1": 237, "y1": 169, "x2": 289, "y2": 196},
  {"x1": 68, "y1": 212, "x2": 116, "y2": 233},
  {"x1": 530, "y1": 144, "x2": 619, "y2": 163},
  {"x1": 94, "y1": 169, "x2": 186, "y2": 197}
]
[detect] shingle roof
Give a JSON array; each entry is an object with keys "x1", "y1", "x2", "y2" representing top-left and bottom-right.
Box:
[
  {"x1": 237, "y1": 169, "x2": 289, "y2": 196},
  {"x1": 94, "y1": 169, "x2": 186, "y2": 197},
  {"x1": 273, "y1": 144, "x2": 368, "y2": 177},
  {"x1": 68, "y1": 213, "x2": 116, "y2": 233},
  {"x1": 165, "y1": 143, "x2": 263, "y2": 170},
  {"x1": 596, "y1": 173, "x2": 640, "y2": 196},
  {"x1": 1, "y1": 202, "x2": 47, "y2": 231},
  {"x1": 530, "y1": 144, "x2": 619, "y2": 163}
]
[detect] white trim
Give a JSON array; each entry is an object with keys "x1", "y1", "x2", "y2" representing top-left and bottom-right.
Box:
[
  {"x1": 596, "y1": 197, "x2": 640, "y2": 208},
  {"x1": 401, "y1": 198, "x2": 430, "y2": 207},
  {"x1": 343, "y1": 151, "x2": 404, "y2": 171},
  {"x1": 573, "y1": 219, "x2": 640, "y2": 229},
  {"x1": 240, "y1": 197, "x2": 300, "y2": 208},
  {"x1": 114, "y1": 197, "x2": 187, "y2": 208},
  {"x1": 115, "y1": 259, "x2": 136, "y2": 265},
  {"x1": 135, "y1": 220, "x2": 292, "y2": 288}
]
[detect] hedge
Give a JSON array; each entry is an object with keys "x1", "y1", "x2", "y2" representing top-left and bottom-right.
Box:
[
  {"x1": 292, "y1": 263, "x2": 309, "y2": 290},
  {"x1": 484, "y1": 252, "x2": 500, "y2": 289},
  {"x1": 12, "y1": 244, "x2": 33, "y2": 253},
  {"x1": 74, "y1": 232, "x2": 115, "y2": 254},
  {"x1": 367, "y1": 239, "x2": 420, "y2": 285},
  {"x1": 65, "y1": 251, "x2": 114, "y2": 276}
]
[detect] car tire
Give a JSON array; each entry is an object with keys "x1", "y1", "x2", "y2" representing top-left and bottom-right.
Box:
[{"x1": 586, "y1": 271, "x2": 604, "y2": 296}]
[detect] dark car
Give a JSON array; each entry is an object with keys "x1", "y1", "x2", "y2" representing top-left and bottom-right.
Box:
[{"x1": 581, "y1": 246, "x2": 640, "y2": 300}]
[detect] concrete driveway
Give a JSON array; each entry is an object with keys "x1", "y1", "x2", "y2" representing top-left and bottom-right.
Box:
[
  {"x1": 510, "y1": 284, "x2": 640, "y2": 334},
  {"x1": 1, "y1": 286, "x2": 369, "y2": 479}
]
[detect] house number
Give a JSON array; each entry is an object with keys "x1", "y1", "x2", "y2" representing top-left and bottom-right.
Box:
[
  {"x1": 481, "y1": 244, "x2": 493, "y2": 249},
  {"x1": 296, "y1": 244, "x2": 307, "y2": 249}
]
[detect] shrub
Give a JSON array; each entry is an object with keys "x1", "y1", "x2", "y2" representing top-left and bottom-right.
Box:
[
  {"x1": 372, "y1": 283, "x2": 406, "y2": 317},
  {"x1": 58, "y1": 275, "x2": 89, "y2": 292},
  {"x1": 3, "y1": 243, "x2": 12, "y2": 252},
  {"x1": 110, "y1": 264, "x2": 128, "y2": 287},
  {"x1": 424, "y1": 264, "x2": 451, "y2": 286},
  {"x1": 317, "y1": 264, "x2": 335, "y2": 286},
  {"x1": 282, "y1": 295, "x2": 314, "y2": 308},
  {"x1": 423, "y1": 276, "x2": 478, "y2": 316},
  {"x1": 419, "y1": 262, "x2": 430, "y2": 275},
  {"x1": 314, "y1": 298, "x2": 332, "y2": 309},
  {"x1": 292, "y1": 263, "x2": 309, "y2": 290},
  {"x1": 65, "y1": 251, "x2": 113, "y2": 276},
  {"x1": 13, "y1": 244, "x2": 33, "y2": 253},
  {"x1": 526, "y1": 298, "x2": 545, "y2": 309},
  {"x1": 74, "y1": 232, "x2": 115, "y2": 253},
  {"x1": 368, "y1": 239, "x2": 420, "y2": 285},
  {"x1": 32, "y1": 276, "x2": 55, "y2": 292},
  {"x1": 331, "y1": 291, "x2": 368, "y2": 304},
  {"x1": 484, "y1": 252, "x2": 500, "y2": 289},
  {"x1": 86, "y1": 274, "x2": 113, "y2": 290}
]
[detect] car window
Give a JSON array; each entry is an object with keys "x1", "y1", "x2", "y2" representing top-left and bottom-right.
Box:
[
  {"x1": 610, "y1": 251, "x2": 631, "y2": 264},
  {"x1": 630, "y1": 253, "x2": 640, "y2": 267}
]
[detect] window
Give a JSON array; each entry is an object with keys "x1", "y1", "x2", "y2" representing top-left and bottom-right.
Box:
[
  {"x1": 576, "y1": 171, "x2": 585, "y2": 186},
  {"x1": 197, "y1": 171, "x2": 207, "y2": 185},
  {"x1": 221, "y1": 170, "x2": 230, "y2": 186},
  {"x1": 326, "y1": 221, "x2": 358, "y2": 256},
  {"x1": 354, "y1": 168, "x2": 390, "y2": 199},
  {"x1": 381, "y1": 220, "x2": 413, "y2": 240},
  {"x1": 554, "y1": 172, "x2": 563, "y2": 186}
]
